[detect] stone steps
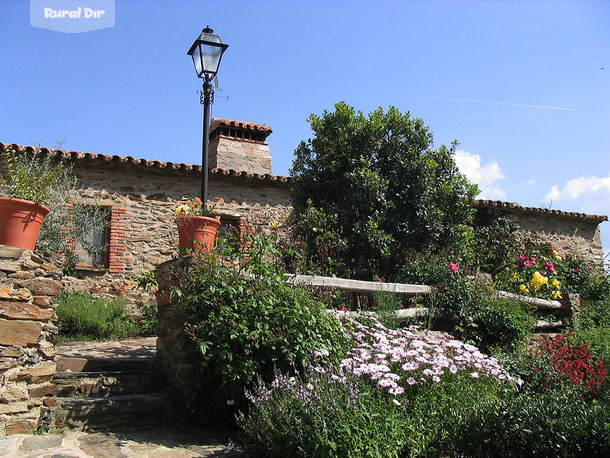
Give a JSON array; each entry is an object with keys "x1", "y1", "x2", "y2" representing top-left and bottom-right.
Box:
[
  {"x1": 50, "y1": 338, "x2": 179, "y2": 431},
  {"x1": 52, "y1": 393, "x2": 179, "y2": 429},
  {"x1": 53, "y1": 370, "x2": 161, "y2": 397}
]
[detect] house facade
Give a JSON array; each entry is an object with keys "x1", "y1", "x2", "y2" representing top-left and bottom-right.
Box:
[{"x1": 1, "y1": 118, "x2": 607, "y2": 302}]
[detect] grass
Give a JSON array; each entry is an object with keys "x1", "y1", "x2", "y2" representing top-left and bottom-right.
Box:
[{"x1": 56, "y1": 291, "x2": 154, "y2": 341}]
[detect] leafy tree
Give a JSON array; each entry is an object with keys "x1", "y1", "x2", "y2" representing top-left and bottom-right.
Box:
[{"x1": 290, "y1": 102, "x2": 478, "y2": 279}]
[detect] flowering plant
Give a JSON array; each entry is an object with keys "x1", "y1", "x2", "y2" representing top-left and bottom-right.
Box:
[
  {"x1": 338, "y1": 316, "x2": 517, "y2": 404},
  {"x1": 538, "y1": 333, "x2": 607, "y2": 397},
  {"x1": 175, "y1": 197, "x2": 221, "y2": 219},
  {"x1": 494, "y1": 243, "x2": 563, "y2": 300}
]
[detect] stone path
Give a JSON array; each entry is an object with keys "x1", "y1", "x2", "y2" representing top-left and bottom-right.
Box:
[
  {"x1": 0, "y1": 337, "x2": 248, "y2": 457},
  {"x1": 0, "y1": 422, "x2": 245, "y2": 457}
]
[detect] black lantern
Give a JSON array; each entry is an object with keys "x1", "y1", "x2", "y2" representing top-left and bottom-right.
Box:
[
  {"x1": 187, "y1": 27, "x2": 229, "y2": 208},
  {"x1": 187, "y1": 26, "x2": 229, "y2": 79}
]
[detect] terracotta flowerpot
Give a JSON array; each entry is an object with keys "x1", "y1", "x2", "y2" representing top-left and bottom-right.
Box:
[
  {"x1": 177, "y1": 216, "x2": 222, "y2": 253},
  {"x1": 0, "y1": 198, "x2": 50, "y2": 250}
]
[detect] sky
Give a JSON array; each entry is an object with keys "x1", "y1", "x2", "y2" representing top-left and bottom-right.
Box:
[{"x1": 1, "y1": 0, "x2": 609, "y2": 258}]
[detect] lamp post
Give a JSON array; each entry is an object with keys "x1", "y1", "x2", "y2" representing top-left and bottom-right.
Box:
[{"x1": 187, "y1": 26, "x2": 229, "y2": 209}]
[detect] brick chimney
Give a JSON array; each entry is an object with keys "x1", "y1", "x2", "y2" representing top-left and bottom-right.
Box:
[{"x1": 208, "y1": 119, "x2": 273, "y2": 174}]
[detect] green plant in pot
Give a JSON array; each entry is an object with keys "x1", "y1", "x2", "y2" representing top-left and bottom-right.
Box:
[
  {"x1": 0, "y1": 144, "x2": 73, "y2": 250},
  {"x1": 0, "y1": 143, "x2": 108, "y2": 269}
]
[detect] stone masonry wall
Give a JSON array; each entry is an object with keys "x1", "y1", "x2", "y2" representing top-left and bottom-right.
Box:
[
  {"x1": 209, "y1": 135, "x2": 272, "y2": 174},
  {"x1": 511, "y1": 212, "x2": 605, "y2": 265},
  {"x1": 61, "y1": 160, "x2": 293, "y2": 303},
  {"x1": 0, "y1": 246, "x2": 62, "y2": 436}
]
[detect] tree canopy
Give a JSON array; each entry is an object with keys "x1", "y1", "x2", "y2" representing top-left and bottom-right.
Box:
[{"x1": 290, "y1": 102, "x2": 478, "y2": 279}]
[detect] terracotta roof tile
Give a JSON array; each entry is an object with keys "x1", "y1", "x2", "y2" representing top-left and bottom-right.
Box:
[
  {"x1": 0, "y1": 142, "x2": 291, "y2": 184},
  {"x1": 210, "y1": 118, "x2": 273, "y2": 134},
  {"x1": 1, "y1": 141, "x2": 606, "y2": 222},
  {"x1": 474, "y1": 199, "x2": 608, "y2": 222}
]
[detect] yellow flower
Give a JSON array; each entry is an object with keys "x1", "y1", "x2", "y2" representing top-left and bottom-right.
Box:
[
  {"x1": 552, "y1": 291, "x2": 562, "y2": 300},
  {"x1": 551, "y1": 278, "x2": 560, "y2": 288},
  {"x1": 175, "y1": 204, "x2": 191, "y2": 218},
  {"x1": 519, "y1": 284, "x2": 528, "y2": 293},
  {"x1": 269, "y1": 220, "x2": 280, "y2": 230},
  {"x1": 530, "y1": 271, "x2": 548, "y2": 290}
]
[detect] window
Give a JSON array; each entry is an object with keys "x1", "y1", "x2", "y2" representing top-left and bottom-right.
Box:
[{"x1": 74, "y1": 206, "x2": 111, "y2": 269}]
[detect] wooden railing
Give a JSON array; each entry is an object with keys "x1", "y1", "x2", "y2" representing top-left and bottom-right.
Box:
[{"x1": 286, "y1": 274, "x2": 578, "y2": 331}]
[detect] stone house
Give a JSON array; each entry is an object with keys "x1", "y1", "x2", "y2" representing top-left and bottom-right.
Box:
[{"x1": 0, "y1": 118, "x2": 607, "y2": 299}]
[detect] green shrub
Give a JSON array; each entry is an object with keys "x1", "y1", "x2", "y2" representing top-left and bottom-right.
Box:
[
  {"x1": 472, "y1": 215, "x2": 527, "y2": 276},
  {"x1": 290, "y1": 102, "x2": 478, "y2": 279},
  {"x1": 557, "y1": 254, "x2": 610, "y2": 301},
  {"x1": 238, "y1": 316, "x2": 516, "y2": 457},
  {"x1": 56, "y1": 292, "x2": 136, "y2": 340},
  {"x1": 239, "y1": 368, "x2": 411, "y2": 457},
  {"x1": 577, "y1": 299, "x2": 610, "y2": 330},
  {"x1": 173, "y1": 232, "x2": 350, "y2": 421},
  {"x1": 456, "y1": 292, "x2": 536, "y2": 352},
  {"x1": 399, "y1": 251, "x2": 476, "y2": 318},
  {"x1": 445, "y1": 390, "x2": 610, "y2": 457}
]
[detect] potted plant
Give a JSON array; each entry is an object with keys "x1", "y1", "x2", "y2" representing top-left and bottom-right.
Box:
[
  {"x1": 0, "y1": 145, "x2": 73, "y2": 250},
  {"x1": 175, "y1": 197, "x2": 222, "y2": 253}
]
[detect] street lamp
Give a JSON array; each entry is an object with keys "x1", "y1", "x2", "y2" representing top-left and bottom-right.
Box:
[{"x1": 187, "y1": 26, "x2": 229, "y2": 209}]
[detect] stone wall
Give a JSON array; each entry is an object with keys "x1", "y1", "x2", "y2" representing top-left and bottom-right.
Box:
[
  {"x1": 0, "y1": 246, "x2": 62, "y2": 436},
  {"x1": 209, "y1": 135, "x2": 272, "y2": 174},
  {"x1": 475, "y1": 203, "x2": 607, "y2": 265},
  {"x1": 512, "y1": 213, "x2": 605, "y2": 265},
  {"x1": 61, "y1": 160, "x2": 293, "y2": 303},
  {"x1": 154, "y1": 257, "x2": 194, "y2": 400}
]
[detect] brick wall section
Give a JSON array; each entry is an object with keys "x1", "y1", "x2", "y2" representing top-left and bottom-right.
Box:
[
  {"x1": 108, "y1": 207, "x2": 131, "y2": 274},
  {"x1": 0, "y1": 245, "x2": 62, "y2": 435}
]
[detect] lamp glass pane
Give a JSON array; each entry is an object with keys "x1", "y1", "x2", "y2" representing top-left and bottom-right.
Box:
[
  {"x1": 200, "y1": 43, "x2": 223, "y2": 75},
  {"x1": 191, "y1": 45, "x2": 204, "y2": 77}
]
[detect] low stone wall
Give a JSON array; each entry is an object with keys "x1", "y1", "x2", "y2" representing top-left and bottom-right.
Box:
[
  {"x1": 0, "y1": 245, "x2": 62, "y2": 436},
  {"x1": 154, "y1": 256, "x2": 194, "y2": 401}
]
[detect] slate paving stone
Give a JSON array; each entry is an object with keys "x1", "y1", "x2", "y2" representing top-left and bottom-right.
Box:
[
  {"x1": 19, "y1": 435, "x2": 64, "y2": 452},
  {"x1": 77, "y1": 433, "x2": 127, "y2": 457}
]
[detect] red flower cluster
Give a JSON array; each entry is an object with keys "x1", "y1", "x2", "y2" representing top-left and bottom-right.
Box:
[{"x1": 540, "y1": 333, "x2": 607, "y2": 396}]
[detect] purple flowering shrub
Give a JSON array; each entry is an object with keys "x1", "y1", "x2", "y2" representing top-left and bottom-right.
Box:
[
  {"x1": 238, "y1": 316, "x2": 518, "y2": 456},
  {"x1": 340, "y1": 316, "x2": 517, "y2": 403}
]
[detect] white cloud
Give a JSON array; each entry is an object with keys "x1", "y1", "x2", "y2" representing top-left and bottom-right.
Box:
[
  {"x1": 543, "y1": 175, "x2": 610, "y2": 265},
  {"x1": 544, "y1": 175, "x2": 610, "y2": 214},
  {"x1": 454, "y1": 150, "x2": 506, "y2": 200}
]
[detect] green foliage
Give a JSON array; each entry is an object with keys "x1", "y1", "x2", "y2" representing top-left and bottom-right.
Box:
[
  {"x1": 0, "y1": 144, "x2": 71, "y2": 206},
  {"x1": 290, "y1": 102, "x2": 478, "y2": 279},
  {"x1": 239, "y1": 369, "x2": 411, "y2": 457},
  {"x1": 557, "y1": 254, "x2": 610, "y2": 301},
  {"x1": 0, "y1": 143, "x2": 109, "y2": 270},
  {"x1": 473, "y1": 215, "x2": 526, "y2": 276},
  {"x1": 132, "y1": 269, "x2": 159, "y2": 291},
  {"x1": 445, "y1": 390, "x2": 610, "y2": 457},
  {"x1": 400, "y1": 251, "x2": 476, "y2": 317},
  {"x1": 457, "y1": 292, "x2": 536, "y2": 353},
  {"x1": 370, "y1": 291, "x2": 404, "y2": 330},
  {"x1": 579, "y1": 299, "x2": 610, "y2": 328},
  {"x1": 38, "y1": 202, "x2": 110, "y2": 274},
  {"x1": 56, "y1": 292, "x2": 136, "y2": 340},
  {"x1": 174, "y1": 232, "x2": 350, "y2": 420}
]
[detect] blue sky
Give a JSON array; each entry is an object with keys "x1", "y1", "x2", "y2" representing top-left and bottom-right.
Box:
[{"x1": 2, "y1": 0, "x2": 609, "y2": 257}]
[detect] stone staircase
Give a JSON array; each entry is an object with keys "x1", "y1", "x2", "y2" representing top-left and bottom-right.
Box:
[{"x1": 49, "y1": 337, "x2": 178, "y2": 430}]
